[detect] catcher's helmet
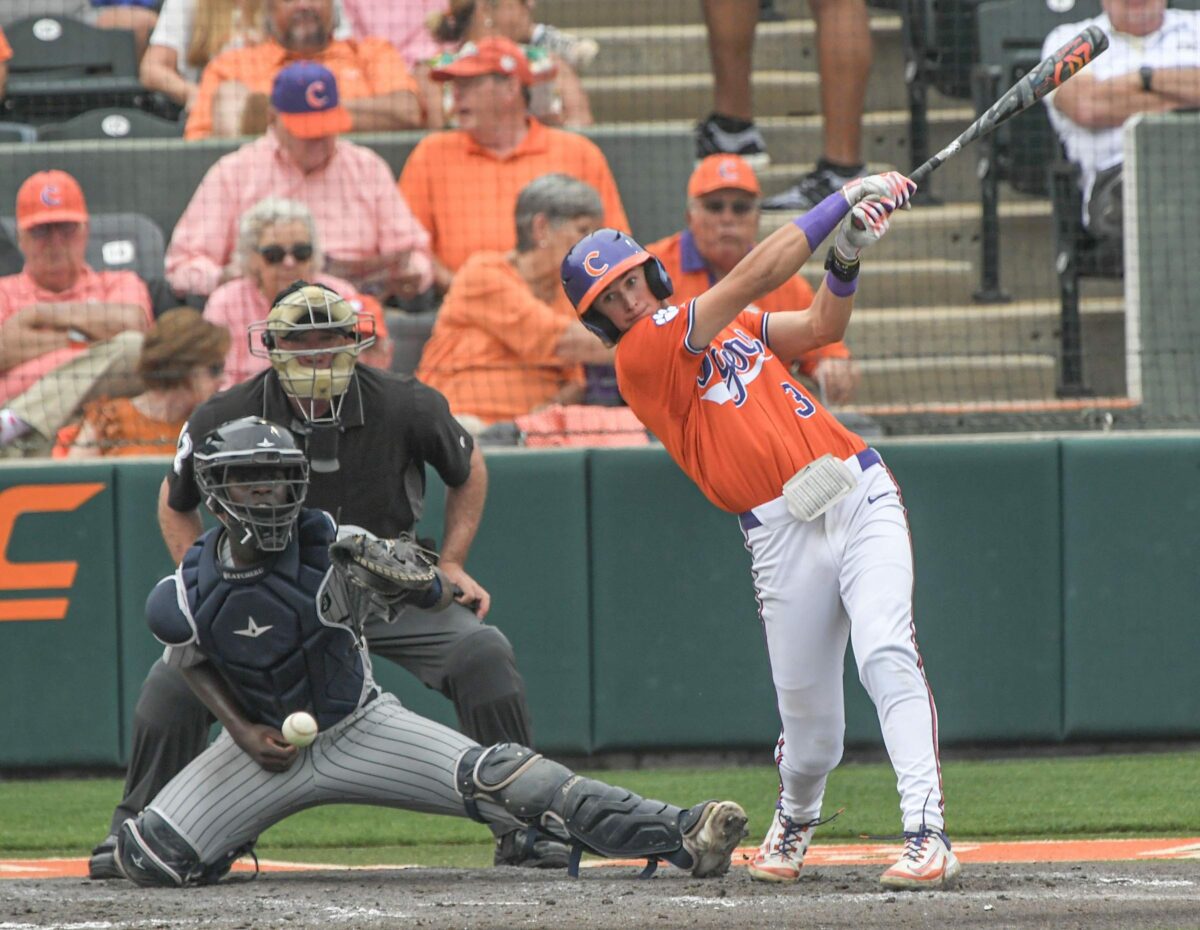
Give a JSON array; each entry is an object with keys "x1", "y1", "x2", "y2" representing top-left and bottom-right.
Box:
[
  {"x1": 193, "y1": 416, "x2": 310, "y2": 552},
  {"x1": 247, "y1": 281, "x2": 374, "y2": 422},
  {"x1": 561, "y1": 228, "x2": 673, "y2": 345}
]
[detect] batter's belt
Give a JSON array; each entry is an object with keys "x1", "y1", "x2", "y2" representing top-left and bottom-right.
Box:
[{"x1": 738, "y1": 447, "x2": 882, "y2": 531}]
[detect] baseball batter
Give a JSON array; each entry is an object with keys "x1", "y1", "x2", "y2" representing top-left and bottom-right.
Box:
[
  {"x1": 561, "y1": 172, "x2": 959, "y2": 889},
  {"x1": 115, "y1": 416, "x2": 748, "y2": 887}
]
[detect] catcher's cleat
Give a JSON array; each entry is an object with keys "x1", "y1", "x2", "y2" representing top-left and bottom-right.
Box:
[
  {"x1": 879, "y1": 828, "x2": 961, "y2": 890},
  {"x1": 493, "y1": 826, "x2": 571, "y2": 869},
  {"x1": 680, "y1": 800, "x2": 748, "y2": 878},
  {"x1": 88, "y1": 833, "x2": 123, "y2": 880},
  {"x1": 747, "y1": 807, "x2": 818, "y2": 883}
]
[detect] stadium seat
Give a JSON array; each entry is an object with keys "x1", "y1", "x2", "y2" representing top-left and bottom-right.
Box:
[
  {"x1": 388, "y1": 309, "x2": 439, "y2": 378},
  {"x1": 1, "y1": 15, "x2": 146, "y2": 124},
  {"x1": 0, "y1": 212, "x2": 166, "y2": 285},
  {"x1": 37, "y1": 107, "x2": 184, "y2": 142},
  {"x1": 0, "y1": 121, "x2": 38, "y2": 143}
]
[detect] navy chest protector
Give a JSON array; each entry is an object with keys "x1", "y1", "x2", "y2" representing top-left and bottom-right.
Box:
[{"x1": 180, "y1": 511, "x2": 368, "y2": 730}]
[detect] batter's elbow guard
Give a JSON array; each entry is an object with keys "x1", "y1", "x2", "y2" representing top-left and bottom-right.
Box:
[{"x1": 117, "y1": 811, "x2": 202, "y2": 888}]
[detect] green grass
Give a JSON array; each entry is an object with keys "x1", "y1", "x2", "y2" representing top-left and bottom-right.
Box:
[{"x1": 2, "y1": 752, "x2": 1198, "y2": 864}]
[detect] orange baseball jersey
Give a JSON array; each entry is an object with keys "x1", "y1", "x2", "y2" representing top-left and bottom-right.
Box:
[
  {"x1": 615, "y1": 301, "x2": 865, "y2": 514},
  {"x1": 0, "y1": 26, "x2": 11, "y2": 62},
  {"x1": 646, "y1": 230, "x2": 850, "y2": 378},
  {"x1": 184, "y1": 38, "x2": 418, "y2": 139}
]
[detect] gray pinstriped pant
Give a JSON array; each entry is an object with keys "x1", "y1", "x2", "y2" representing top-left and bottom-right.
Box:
[{"x1": 146, "y1": 694, "x2": 517, "y2": 863}]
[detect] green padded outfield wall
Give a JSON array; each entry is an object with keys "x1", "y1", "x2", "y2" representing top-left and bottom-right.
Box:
[
  {"x1": 1061, "y1": 435, "x2": 1200, "y2": 739},
  {"x1": 0, "y1": 463, "x2": 121, "y2": 766}
]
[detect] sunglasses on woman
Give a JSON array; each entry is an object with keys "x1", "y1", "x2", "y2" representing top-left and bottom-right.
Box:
[{"x1": 258, "y1": 243, "x2": 314, "y2": 264}]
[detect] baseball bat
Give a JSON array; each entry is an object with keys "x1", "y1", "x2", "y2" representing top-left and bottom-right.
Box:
[{"x1": 907, "y1": 24, "x2": 1109, "y2": 187}]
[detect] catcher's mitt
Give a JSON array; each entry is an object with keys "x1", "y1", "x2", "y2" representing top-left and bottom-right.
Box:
[{"x1": 328, "y1": 533, "x2": 445, "y2": 606}]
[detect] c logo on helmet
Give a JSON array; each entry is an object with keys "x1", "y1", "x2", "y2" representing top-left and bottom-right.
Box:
[
  {"x1": 583, "y1": 250, "x2": 609, "y2": 277},
  {"x1": 305, "y1": 80, "x2": 328, "y2": 109},
  {"x1": 40, "y1": 186, "x2": 61, "y2": 207}
]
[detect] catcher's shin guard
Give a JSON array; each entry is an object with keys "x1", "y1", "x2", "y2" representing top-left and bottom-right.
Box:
[
  {"x1": 456, "y1": 744, "x2": 690, "y2": 872},
  {"x1": 117, "y1": 811, "x2": 202, "y2": 887}
]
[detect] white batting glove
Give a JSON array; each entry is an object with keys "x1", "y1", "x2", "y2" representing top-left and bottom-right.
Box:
[
  {"x1": 840, "y1": 171, "x2": 917, "y2": 212},
  {"x1": 833, "y1": 197, "x2": 894, "y2": 261}
]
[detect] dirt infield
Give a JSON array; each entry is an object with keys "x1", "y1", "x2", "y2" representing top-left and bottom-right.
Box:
[{"x1": 3, "y1": 841, "x2": 1199, "y2": 930}]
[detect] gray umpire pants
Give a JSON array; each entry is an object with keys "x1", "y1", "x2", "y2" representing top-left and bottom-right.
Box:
[{"x1": 108, "y1": 601, "x2": 532, "y2": 833}]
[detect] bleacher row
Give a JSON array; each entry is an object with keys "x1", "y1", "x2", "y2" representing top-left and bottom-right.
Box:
[{"x1": 1, "y1": 0, "x2": 1195, "y2": 441}]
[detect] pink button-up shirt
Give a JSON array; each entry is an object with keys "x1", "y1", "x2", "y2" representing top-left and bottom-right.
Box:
[
  {"x1": 0, "y1": 266, "x2": 152, "y2": 405},
  {"x1": 165, "y1": 130, "x2": 433, "y2": 297}
]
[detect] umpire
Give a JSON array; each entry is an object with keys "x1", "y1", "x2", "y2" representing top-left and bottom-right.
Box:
[{"x1": 89, "y1": 282, "x2": 562, "y2": 876}]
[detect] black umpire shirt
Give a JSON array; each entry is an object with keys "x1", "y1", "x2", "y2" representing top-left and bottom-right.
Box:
[{"x1": 167, "y1": 365, "x2": 475, "y2": 538}]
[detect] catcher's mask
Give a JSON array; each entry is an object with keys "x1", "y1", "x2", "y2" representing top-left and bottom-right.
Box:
[
  {"x1": 561, "y1": 228, "x2": 673, "y2": 346},
  {"x1": 194, "y1": 416, "x2": 310, "y2": 552},
  {"x1": 248, "y1": 281, "x2": 375, "y2": 423}
]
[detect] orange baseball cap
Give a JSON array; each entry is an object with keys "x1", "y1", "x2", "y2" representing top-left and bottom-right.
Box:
[
  {"x1": 688, "y1": 154, "x2": 762, "y2": 199},
  {"x1": 271, "y1": 62, "x2": 352, "y2": 139},
  {"x1": 430, "y1": 36, "x2": 537, "y2": 86},
  {"x1": 16, "y1": 170, "x2": 89, "y2": 230}
]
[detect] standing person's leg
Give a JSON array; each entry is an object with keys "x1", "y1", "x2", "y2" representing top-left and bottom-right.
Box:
[
  {"x1": 362, "y1": 602, "x2": 565, "y2": 867},
  {"x1": 696, "y1": 0, "x2": 770, "y2": 166},
  {"x1": 117, "y1": 694, "x2": 748, "y2": 886},
  {"x1": 832, "y1": 461, "x2": 958, "y2": 888},
  {"x1": 88, "y1": 659, "x2": 215, "y2": 879},
  {"x1": 740, "y1": 509, "x2": 850, "y2": 883},
  {"x1": 763, "y1": 0, "x2": 873, "y2": 210}
]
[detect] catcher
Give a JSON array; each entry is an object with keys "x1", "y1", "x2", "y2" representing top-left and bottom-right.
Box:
[{"x1": 115, "y1": 416, "x2": 748, "y2": 887}]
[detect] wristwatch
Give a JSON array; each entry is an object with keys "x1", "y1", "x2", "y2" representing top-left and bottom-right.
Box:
[
  {"x1": 1139, "y1": 65, "x2": 1154, "y2": 93},
  {"x1": 825, "y1": 246, "x2": 860, "y2": 283}
]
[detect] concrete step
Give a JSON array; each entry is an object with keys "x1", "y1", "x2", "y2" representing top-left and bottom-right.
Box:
[
  {"x1": 540, "y1": 0, "x2": 817, "y2": 29},
  {"x1": 852, "y1": 354, "x2": 1058, "y2": 405},
  {"x1": 843, "y1": 297, "x2": 1124, "y2": 359},
  {"x1": 579, "y1": 18, "x2": 903, "y2": 80},
  {"x1": 584, "y1": 67, "x2": 911, "y2": 123}
]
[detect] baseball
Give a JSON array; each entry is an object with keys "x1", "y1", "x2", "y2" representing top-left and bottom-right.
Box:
[{"x1": 281, "y1": 711, "x2": 319, "y2": 748}]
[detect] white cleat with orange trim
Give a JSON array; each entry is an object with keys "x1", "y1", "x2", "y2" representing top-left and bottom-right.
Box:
[
  {"x1": 746, "y1": 807, "x2": 817, "y2": 883},
  {"x1": 880, "y1": 829, "x2": 961, "y2": 889}
]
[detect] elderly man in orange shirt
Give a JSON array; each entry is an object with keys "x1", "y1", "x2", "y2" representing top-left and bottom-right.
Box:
[
  {"x1": 399, "y1": 37, "x2": 629, "y2": 293},
  {"x1": 0, "y1": 171, "x2": 154, "y2": 454},
  {"x1": 184, "y1": 0, "x2": 422, "y2": 139},
  {"x1": 167, "y1": 62, "x2": 433, "y2": 303},
  {"x1": 647, "y1": 154, "x2": 860, "y2": 405}
]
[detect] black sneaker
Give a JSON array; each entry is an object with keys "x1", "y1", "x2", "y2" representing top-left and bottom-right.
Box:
[
  {"x1": 695, "y1": 114, "x2": 770, "y2": 169},
  {"x1": 88, "y1": 834, "x2": 123, "y2": 880},
  {"x1": 762, "y1": 163, "x2": 868, "y2": 212},
  {"x1": 494, "y1": 826, "x2": 572, "y2": 869}
]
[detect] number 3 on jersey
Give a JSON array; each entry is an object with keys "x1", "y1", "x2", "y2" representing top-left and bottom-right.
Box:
[{"x1": 780, "y1": 381, "x2": 816, "y2": 418}]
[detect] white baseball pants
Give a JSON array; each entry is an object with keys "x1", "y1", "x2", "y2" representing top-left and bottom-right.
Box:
[{"x1": 740, "y1": 449, "x2": 945, "y2": 833}]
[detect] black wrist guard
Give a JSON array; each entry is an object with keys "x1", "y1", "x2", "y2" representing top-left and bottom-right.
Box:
[{"x1": 825, "y1": 246, "x2": 860, "y2": 283}]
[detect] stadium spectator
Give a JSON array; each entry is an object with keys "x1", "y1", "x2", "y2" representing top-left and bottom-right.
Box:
[
  {"x1": 426, "y1": 0, "x2": 594, "y2": 128},
  {"x1": 398, "y1": 37, "x2": 628, "y2": 293},
  {"x1": 416, "y1": 174, "x2": 613, "y2": 430},
  {"x1": 647, "y1": 154, "x2": 858, "y2": 404},
  {"x1": 58, "y1": 308, "x2": 229, "y2": 457},
  {"x1": 1043, "y1": 0, "x2": 1200, "y2": 257},
  {"x1": 695, "y1": 0, "x2": 872, "y2": 211},
  {"x1": 166, "y1": 62, "x2": 432, "y2": 302},
  {"x1": 342, "y1": 0, "x2": 442, "y2": 65},
  {"x1": 204, "y1": 197, "x2": 392, "y2": 387},
  {"x1": 0, "y1": 171, "x2": 153, "y2": 456},
  {"x1": 183, "y1": 0, "x2": 421, "y2": 139},
  {"x1": 0, "y1": 24, "x2": 10, "y2": 100},
  {"x1": 139, "y1": 0, "x2": 269, "y2": 110}
]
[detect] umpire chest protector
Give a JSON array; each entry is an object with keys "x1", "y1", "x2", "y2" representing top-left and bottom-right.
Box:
[{"x1": 176, "y1": 510, "x2": 368, "y2": 730}]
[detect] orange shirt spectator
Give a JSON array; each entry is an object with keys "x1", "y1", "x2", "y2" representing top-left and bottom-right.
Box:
[
  {"x1": 398, "y1": 37, "x2": 627, "y2": 289},
  {"x1": 184, "y1": 0, "x2": 420, "y2": 139},
  {"x1": 417, "y1": 252, "x2": 584, "y2": 424},
  {"x1": 0, "y1": 25, "x2": 11, "y2": 100}
]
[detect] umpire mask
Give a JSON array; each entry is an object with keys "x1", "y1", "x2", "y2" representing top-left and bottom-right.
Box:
[{"x1": 248, "y1": 282, "x2": 374, "y2": 424}]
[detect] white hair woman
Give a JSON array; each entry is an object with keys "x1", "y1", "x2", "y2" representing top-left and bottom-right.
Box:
[{"x1": 203, "y1": 196, "x2": 392, "y2": 387}]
